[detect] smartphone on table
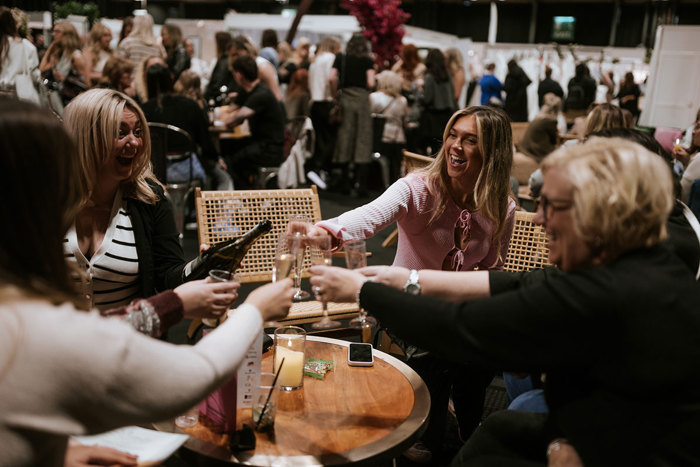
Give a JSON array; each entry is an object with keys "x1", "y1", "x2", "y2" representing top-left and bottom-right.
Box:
[{"x1": 348, "y1": 343, "x2": 374, "y2": 367}]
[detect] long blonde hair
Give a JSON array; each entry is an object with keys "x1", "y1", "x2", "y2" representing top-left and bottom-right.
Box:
[
  {"x1": 51, "y1": 21, "x2": 82, "y2": 60},
  {"x1": 88, "y1": 22, "x2": 112, "y2": 58},
  {"x1": 421, "y1": 106, "x2": 513, "y2": 257},
  {"x1": 63, "y1": 88, "x2": 161, "y2": 205},
  {"x1": 129, "y1": 13, "x2": 157, "y2": 46}
]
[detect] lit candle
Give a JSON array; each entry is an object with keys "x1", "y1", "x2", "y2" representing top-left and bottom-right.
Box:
[{"x1": 275, "y1": 339, "x2": 305, "y2": 389}]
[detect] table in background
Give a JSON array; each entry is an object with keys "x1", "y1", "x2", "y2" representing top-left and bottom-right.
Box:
[{"x1": 154, "y1": 336, "x2": 430, "y2": 465}]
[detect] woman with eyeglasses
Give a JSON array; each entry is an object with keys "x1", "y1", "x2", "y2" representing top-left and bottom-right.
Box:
[{"x1": 311, "y1": 138, "x2": 700, "y2": 466}]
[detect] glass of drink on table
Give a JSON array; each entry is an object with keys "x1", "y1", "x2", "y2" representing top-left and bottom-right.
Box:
[
  {"x1": 309, "y1": 234, "x2": 340, "y2": 329},
  {"x1": 273, "y1": 326, "x2": 306, "y2": 390}
]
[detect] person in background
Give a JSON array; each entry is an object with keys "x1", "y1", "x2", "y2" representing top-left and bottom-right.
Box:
[
  {"x1": 512, "y1": 93, "x2": 562, "y2": 185},
  {"x1": 479, "y1": 62, "x2": 503, "y2": 106},
  {"x1": 310, "y1": 138, "x2": 700, "y2": 467},
  {"x1": 617, "y1": 71, "x2": 641, "y2": 122},
  {"x1": 307, "y1": 36, "x2": 340, "y2": 184},
  {"x1": 370, "y1": 70, "x2": 408, "y2": 183},
  {"x1": 564, "y1": 62, "x2": 596, "y2": 117},
  {"x1": 98, "y1": 55, "x2": 135, "y2": 95},
  {"x1": 205, "y1": 31, "x2": 233, "y2": 102},
  {"x1": 223, "y1": 55, "x2": 286, "y2": 188},
  {"x1": 309, "y1": 106, "x2": 517, "y2": 462},
  {"x1": 118, "y1": 16, "x2": 134, "y2": 46},
  {"x1": 391, "y1": 43, "x2": 425, "y2": 100},
  {"x1": 227, "y1": 35, "x2": 282, "y2": 102},
  {"x1": 31, "y1": 28, "x2": 47, "y2": 62},
  {"x1": 673, "y1": 110, "x2": 700, "y2": 204},
  {"x1": 143, "y1": 64, "x2": 231, "y2": 191},
  {"x1": 445, "y1": 47, "x2": 466, "y2": 108},
  {"x1": 503, "y1": 58, "x2": 531, "y2": 123},
  {"x1": 161, "y1": 24, "x2": 189, "y2": 81},
  {"x1": 184, "y1": 38, "x2": 210, "y2": 92},
  {"x1": 133, "y1": 54, "x2": 166, "y2": 103},
  {"x1": 296, "y1": 36, "x2": 311, "y2": 70},
  {"x1": 39, "y1": 21, "x2": 89, "y2": 94},
  {"x1": 537, "y1": 65, "x2": 563, "y2": 108},
  {"x1": 83, "y1": 22, "x2": 113, "y2": 86},
  {"x1": 0, "y1": 7, "x2": 40, "y2": 99},
  {"x1": 419, "y1": 48, "x2": 457, "y2": 155},
  {"x1": 277, "y1": 40, "x2": 298, "y2": 86},
  {"x1": 284, "y1": 68, "x2": 310, "y2": 125},
  {"x1": 259, "y1": 28, "x2": 279, "y2": 69},
  {"x1": 330, "y1": 32, "x2": 376, "y2": 196},
  {"x1": 174, "y1": 68, "x2": 206, "y2": 109},
  {"x1": 117, "y1": 13, "x2": 165, "y2": 71},
  {"x1": 0, "y1": 98, "x2": 295, "y2": 466}
]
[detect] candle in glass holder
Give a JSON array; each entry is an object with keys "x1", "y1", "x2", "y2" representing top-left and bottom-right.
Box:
[{"x1": 274, "y1": 326, "x2": 306, "y2": 390}]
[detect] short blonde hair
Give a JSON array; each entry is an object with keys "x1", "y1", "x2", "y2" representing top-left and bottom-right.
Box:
[
  {"x1": 63, "y1": 88, "x2": 161, "y2": 205},
  {"x1": 542, "y1": 138, "x2": 673, "y2": 264},
  {"x1": 375, "y1": 70, "x2": 402, "y2": 97}
]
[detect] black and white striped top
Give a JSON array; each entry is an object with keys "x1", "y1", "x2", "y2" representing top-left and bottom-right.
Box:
[{"x1": 65, "y1": 190, "x2": 140, "y2": 311}]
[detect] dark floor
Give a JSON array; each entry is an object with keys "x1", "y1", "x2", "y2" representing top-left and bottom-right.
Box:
[{"x1": 166, "y1": 186, "x2": 509, "y2": 466}]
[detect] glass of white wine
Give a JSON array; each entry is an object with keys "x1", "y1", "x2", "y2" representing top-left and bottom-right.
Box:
[
  {"x1": 309, "y1": 234, "x2": 340, "y2": 329},
  {"x1": 268, "y1": 233, "x2": 303, "y2": 328},
  {"x1": 344, "y1": 239, "x2": 377, "y2": 330},
  {"x1": 286, "y1": 215, "x2": 312, "y2": 301}
]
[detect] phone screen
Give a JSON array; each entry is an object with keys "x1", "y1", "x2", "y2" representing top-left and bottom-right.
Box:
[{"x1": 349, "y1": 343, "x2": 373, "y2": 362}]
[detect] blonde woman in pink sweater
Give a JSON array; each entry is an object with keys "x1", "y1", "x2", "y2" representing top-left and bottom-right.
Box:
[{"x1": 310, "y1": 105, "x2": 516, "y2": 459}]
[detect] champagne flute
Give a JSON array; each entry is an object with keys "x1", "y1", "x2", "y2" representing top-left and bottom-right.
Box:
[
  {"x1": 309, "y1": 235, "x2": 341, "y2": 329},
  {"x1": 268, "y1": 233, "x2": 302, "y2": 328},
  {"x1": 286, "y1": 215, "x2": 311, "y2": 301},
  {"x1": 344, "y1": 239, "x2": 377, "y2": 330}
]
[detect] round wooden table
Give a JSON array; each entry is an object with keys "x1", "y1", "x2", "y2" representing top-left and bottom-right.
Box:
[{"x1": 154, "y1": 336, "x2": 430, "y2": 465}]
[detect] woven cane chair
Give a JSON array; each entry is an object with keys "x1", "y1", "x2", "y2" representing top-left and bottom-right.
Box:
[
  {"x1": 503, "y1": 211, "x2": 552, "y2": 272},
  {"x1": 194, "y1": 186, "x2": 360, "y2": 328}
]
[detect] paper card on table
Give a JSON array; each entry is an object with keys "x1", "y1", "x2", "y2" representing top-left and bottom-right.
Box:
[{"x1": 71, "y1": 426, "x2": 188, "y2": 462}]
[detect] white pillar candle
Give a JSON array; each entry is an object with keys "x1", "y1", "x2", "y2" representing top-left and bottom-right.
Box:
[{"x1": 275, "y1": 342, "x2": 305, "y2": 388}]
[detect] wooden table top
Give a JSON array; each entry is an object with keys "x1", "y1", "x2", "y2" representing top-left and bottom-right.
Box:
[{"x1": 154, "y1": 336, "x2": 430, "y2": 465}]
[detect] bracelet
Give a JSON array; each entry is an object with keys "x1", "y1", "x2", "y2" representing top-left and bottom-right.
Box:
[
  {"x1": 126, "y1": 299, "x2": 161, "y2": 337},
  {"x1": 546, "y1": 438, "x2": 568, "y2": 458}
]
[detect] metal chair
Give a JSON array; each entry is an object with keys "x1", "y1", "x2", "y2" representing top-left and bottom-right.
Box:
[
  {"x1": 194, "y1": 186, "x2": 360, "y2": 327},
  {"x1": 148, "y1": 122, "x2": 201, "y2": 244}
]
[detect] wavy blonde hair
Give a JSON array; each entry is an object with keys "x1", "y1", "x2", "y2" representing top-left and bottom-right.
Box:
[
  {"x1": 420, "y1": 106, "x2": 513, "y2": 261},
  {"x1": 88, "y1": 22, "x2": 112, "y2": 58},
  {"x1": 542, "y1": 138, "x2": 673, "y2": 264},
  {"x1": 52, "y1": 21, "x2": 82, "y2": 60},
  {"x1": 583, "y1": 103, "x2": 627, "y2": 137},
  {"x1": 63, "y1": 88, "x2": 161, "y2": 205}
]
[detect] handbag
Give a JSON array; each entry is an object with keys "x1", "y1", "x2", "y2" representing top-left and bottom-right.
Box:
[
  {"x1": 329, "y1": 94, "x2": 342, "y2": 126},
  {"x1": 15, "y1": 41, "x2": 40, "y2": 105},
  {"x1": 60, "y1": 69, "x2": 88, "y2": 104}
]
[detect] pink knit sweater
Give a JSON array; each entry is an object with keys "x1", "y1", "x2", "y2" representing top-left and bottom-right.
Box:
[{"x1": 317, "y1": 173, "x2": 516, "y2": 271}]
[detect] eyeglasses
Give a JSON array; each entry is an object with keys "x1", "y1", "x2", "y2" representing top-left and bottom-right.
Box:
[{"x1": 534, "y1": 195, "x2": 573, "y2": 222}]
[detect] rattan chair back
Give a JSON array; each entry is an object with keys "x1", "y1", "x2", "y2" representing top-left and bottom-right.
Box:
[
  {"x1": 402, "y1": 150, "x2": 434, "y2": 173},
  {"x1": 504, "y1": 211, "x2": 552, "y2": 272},
  {"x1": 195, "y1": 186, "x2": 322, "y2": 283}
]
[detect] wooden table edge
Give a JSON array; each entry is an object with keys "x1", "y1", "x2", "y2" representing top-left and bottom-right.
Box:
[{"x1": 154, "y1": 336, "x2": 430, "y2": 466}]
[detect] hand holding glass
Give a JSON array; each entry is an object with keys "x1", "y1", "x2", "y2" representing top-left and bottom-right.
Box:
[{"x1": 203, "y1": 269, "x2": 240, "y2": 327}]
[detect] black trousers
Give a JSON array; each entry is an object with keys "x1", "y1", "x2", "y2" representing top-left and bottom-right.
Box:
[
  {"x1": 451, "y1": 410, "x2": 549, "y2": 467},
  {"x1": 224, "y1": 138, "x2": 282, "y2": 189},
  {"x1": 308, "y1": 101, "x2": 336, "y2": 173}
]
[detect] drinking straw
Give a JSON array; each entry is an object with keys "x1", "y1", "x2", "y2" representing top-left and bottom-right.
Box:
[{"x1": 256, "y1": 357, "x2": 285, "y2": 431}]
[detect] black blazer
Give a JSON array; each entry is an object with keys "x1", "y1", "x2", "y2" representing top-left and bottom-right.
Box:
[{"x1": 362, "y1": 246, "x2": 700, "y2": 465}]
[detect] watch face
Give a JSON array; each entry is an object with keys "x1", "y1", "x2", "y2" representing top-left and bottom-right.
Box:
[{"x1": 406, "y1": 283, "x2": 420, "y2": 295}]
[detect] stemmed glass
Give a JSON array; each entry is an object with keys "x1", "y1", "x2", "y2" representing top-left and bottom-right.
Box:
[
  {"x1": 309, "y1": 234, "x2": 340, "y2": 329},
  {"x1": 286, "y1": 215, "x2": 311, "y2": 301},
  {"x1": 268, "y1": 232, "x2": 303, "y2": 328},
  {"x1": 344, "y1": 239, "x2": 377, "y2": 329}
]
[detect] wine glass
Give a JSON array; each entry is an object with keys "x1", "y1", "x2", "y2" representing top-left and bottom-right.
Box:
[
  {"x1": 202, "y1": 269, "x2": 241, "y2": 328},
  {"x1": 309, "y1": 234, "x2": 341, "y2": 329},
  {"x1": 344, "y1": 239, "x2": 377, "y2": 330},
  {"x1": 286, "y1": 215, "x2": 311, "y2": 301},
  {"x1": 268, "y1": 233, "x2": 303, "y2": 328}
]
